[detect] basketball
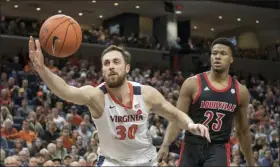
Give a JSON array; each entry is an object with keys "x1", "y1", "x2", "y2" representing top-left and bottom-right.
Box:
[{"x1": 39, "y1": 14, "x2": 82, "y2": 58}]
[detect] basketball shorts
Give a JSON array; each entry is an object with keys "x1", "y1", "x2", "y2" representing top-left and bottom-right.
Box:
[
  {"x1": 178, "y1": 142, "x2": 231, "y2": 167},
  {"x1": 96, "y1": 155, "x2": 157, "y2": 167}
]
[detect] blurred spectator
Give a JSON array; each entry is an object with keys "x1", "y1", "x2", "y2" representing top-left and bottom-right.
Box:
[
  {"x1": 40, "y1": 120, "x2": 60, "y2": 143},
  {"x1": 70, "y1": 106, "x2": 82, "y2": 126},
  {"x1": 55, "y1": 137, "x2": 68, "y2": 159},
  {"x1": 78, "y1": 121, "x2": 92, "y2": 146},
  {"x1": 1, "y1": 106, "x2": 13, "y2": 123},
  {"x1": 30, "y1": 138, "x2": 44, "y2": 157},
  {"x1": 47, "y1": 143, "x2": 57, "y2": 159},
  {"x1": 0, "y1": 149, "x2": 6, "y2": 167},
  {"x1": 8, "y1": 139, "x2": 24, "y2": 156},
  {"x1": 16, "y1": 98, "x2": 32, "y2": 117},
  {"x1": 28, "y1": 157, "x2": 38, "y2": 167},
  {"x1": 149, "y1": 115, "x2": 165, "y2": 146},
  {"x1": 0, "y1": 88, "x2": 11, "y2": 105},
  {"x1": 1, "y1": 119, "x2": 18, "y2": 140},
  {"x1": 18, "y1": 150, "x2": 29, "y2": 167},
  {"x1": 52, "y1": 107, "x2": 65, "y2": 130},
  {"x1": 3, "y1": 156, "x2": 18, "y2": 167},
  {"x1": 60, "y1": 128, "x2": 73, "y2": 151},
  {"x1": 0, "y1": 136, "x2": 8, "y2": 151},
  {"x1": 17, "y1": 120, "x2": 36, "y2": 146}
]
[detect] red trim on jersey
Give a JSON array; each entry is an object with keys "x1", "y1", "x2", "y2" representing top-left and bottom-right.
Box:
[
  {"x1": 203, "y1": 72, "x2": 232, "y2": 92},
  {"x1": 192, "y1": 74, "x2": 202, "y2": 104},
  {"x1": 235, "y1": 80, "x2": 240, "y2": 105},
  {"x1": 105, "y1": 82, "x2": 133, "y2": 109},
  {"x1": 225, "y1": 143, "x2": 231, "y2": 167},
  {"x1": 178, "y1": 142, "x2": 185, "y2": 166}
]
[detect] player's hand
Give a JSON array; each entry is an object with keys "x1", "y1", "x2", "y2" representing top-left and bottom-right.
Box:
[
  {"x1": 157, "y1": 145, "x2": 169, "y2": 164},
  {"x1": 29, "y1": 36, "x2": 45, "y2": 72},
  {"x1": 188, "y1": 123, "x2": 211, "y2": 142},
  {"x1": 158, "y1": 161, "x2": 169, "y2": 167}
]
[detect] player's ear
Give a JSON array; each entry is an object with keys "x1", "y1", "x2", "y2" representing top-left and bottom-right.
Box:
[
  {"x1": 126, "y1": 64, "x2": 130, "y2": 74},
  {"x1": 230, "y1": 56, "x2": 234, "y2": 64}
]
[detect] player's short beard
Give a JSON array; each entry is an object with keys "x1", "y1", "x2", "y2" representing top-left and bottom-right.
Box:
[
  {"x1": 212, "y1": 68, "x2": 225, "y2": 73},
  {"x1": 105, "y1": 72, "x2": 126, "y2": 88}
]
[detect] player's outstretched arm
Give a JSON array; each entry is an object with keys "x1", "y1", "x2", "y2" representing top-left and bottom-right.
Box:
[
  {"x1": 157, "y1": 77, "x2": 200, "y2": 162},
  {"x1": 142, "y1": 83, "x2": 210, "y2": 141},
  {"x1": 29, "y1": 36, "x2": 97, "y2": 105},
  {"x1": 161, "y1": 77, "x2": 196, "y2": 146},
  {"x1": 234, "y1": 84, "x2": 254, "y2": 166}
]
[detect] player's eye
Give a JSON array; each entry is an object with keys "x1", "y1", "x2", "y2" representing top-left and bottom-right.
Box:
[
  {"x1": 113, "y1": 59, "x2": 120, "y2": 64},
  {"x1": 221, "y1": 51, "x2": 227, "y2": 55},
  {"x1": 104, "y1": 61, "x2": 110, "y2": 66}
]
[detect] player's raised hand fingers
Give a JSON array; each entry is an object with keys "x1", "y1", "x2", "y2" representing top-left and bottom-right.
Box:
[
  {"x1": 157, "y1": 151, "x2": 168, "y2": 163},
  {"x1": 29, "y1": 37, "x2": 36, "y2": 63},
  {"x1": 198, "y1": 125, "x2": 205, "y2": 137},
  {"x1": 204, "y1": 127, "x2": 211, "y2": 143},
  {"x1": 162, "y1": 152, "x2": 168, "y2": 162},
  {"x1": 35, "y1": 39, "x2": 42, "y2": 52},
  {"x1": 29, "y1": 36, "x2": 35, "y2": 53}
]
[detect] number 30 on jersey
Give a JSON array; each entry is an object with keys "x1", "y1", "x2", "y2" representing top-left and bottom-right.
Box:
[{"x1": 115, "y1": 124, "x2": 138, "y2": 140}]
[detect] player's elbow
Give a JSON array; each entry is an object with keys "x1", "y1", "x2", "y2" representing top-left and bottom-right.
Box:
[{"x1": 236, "y1": 125, "x2": 250, "y2": 137}]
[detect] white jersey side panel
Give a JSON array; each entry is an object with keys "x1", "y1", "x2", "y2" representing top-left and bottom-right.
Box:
[{"x1": 92, "y1": 82, "x2": 156, "y2": 161}]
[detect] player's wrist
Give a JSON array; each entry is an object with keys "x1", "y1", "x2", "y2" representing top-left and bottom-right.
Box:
[
  {"x1": 187, "y1": 122, "x2": 195, "y2": 130},
  {"x1": 161, "y1": 143, "x2": 169, "y2": 148}
]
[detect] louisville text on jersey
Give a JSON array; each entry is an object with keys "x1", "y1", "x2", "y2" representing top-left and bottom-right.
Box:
[{"x1": 200, "y1": 100, "x2": 237, "y2": 112}]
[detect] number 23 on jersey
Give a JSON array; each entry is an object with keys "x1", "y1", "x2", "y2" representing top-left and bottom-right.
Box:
[
  {"x1": 115, "y1": 124, "x2": 138, "y2": 140},
  {"x1": 203, "y1": 110, "x2": 225, "y2": 132}
]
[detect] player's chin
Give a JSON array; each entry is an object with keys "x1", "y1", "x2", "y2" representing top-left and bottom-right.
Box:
[
  {"x1": 107, "y1": 80, "x2": 121, "y2": 88},
  {"x1": 212, "y1": 67, "x2": 225, "y2": 73}
]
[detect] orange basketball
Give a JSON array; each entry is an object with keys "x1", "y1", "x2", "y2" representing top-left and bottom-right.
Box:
[{"x1": 39, "y1": 14, "x2": 82, "y2": 58}]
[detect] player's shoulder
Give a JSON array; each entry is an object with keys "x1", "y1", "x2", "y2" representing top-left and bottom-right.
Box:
[
  {"x1": 181, "y1": 74, "x2": 200, "y2": 89},
  {"x1": 234, "y1": 79, "x2": 249, "y2": 95},
  {"x1": 128, "y1": 81, "x2": 142, "y2": 87},
  {"x1": 139, "y1": 84, "x2": 158, "y2": 100},
  {"x1": 233, "y1": 79, "x2": 250, "y2": 104},
  {"x1": 84, "y1": 82, "x2": 106, "y2": 96}
]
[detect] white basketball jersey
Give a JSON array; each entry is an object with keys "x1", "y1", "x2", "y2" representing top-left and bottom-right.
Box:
[{"x1": 92, "y1": 81, "x2": 157, "y2": 161}]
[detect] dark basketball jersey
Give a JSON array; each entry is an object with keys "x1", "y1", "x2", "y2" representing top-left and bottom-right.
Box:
[{"x1": 185, "y1": 72, "x2": 240, "y2": 144}]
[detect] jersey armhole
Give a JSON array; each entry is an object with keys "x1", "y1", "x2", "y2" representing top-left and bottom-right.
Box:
[
  {"x1": 235, "y1": 80, "x2": 240, "y2": 105},
  {"x1": 192, "y1": 74, "x2": 202, "y2": 104}
]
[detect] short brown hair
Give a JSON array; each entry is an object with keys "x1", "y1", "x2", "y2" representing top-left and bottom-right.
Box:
[{"x1": 101, "y1": 45, "x2": 131, "y2": 64}]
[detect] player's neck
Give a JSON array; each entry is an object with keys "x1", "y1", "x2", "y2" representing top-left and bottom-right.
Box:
[
  {"x1": 209, "y1": 70, "x2": 229, "y2": 82},
  {"x1": 108, "y1": 80, "x2": 129, "y2": 101}
]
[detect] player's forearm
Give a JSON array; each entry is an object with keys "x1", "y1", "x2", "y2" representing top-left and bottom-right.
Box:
[
  {"x1": 162, "y1": 122, "x2": 181, "y2": 146},
  {"x1": 175, "y1": 111, "x2": 194, "y2": 131},
  {"x1": 236, "y1": 128, "x2": 254, "y2": 166},
  {"x1": 37, "y1": 66, "x2": 71, "y2": 100}
]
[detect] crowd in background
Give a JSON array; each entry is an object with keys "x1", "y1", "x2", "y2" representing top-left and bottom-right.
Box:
[
  {"x1": 0, "y1": 16, "x2": 168, "y2": 51},
  {"x1": 186, "y1": 37, "x2": 280, "y2": 61},
  {"x1": 0, "y1": 50, "x2": 279, "y2": 167},
  {"x1": 2, "y1": 16, "x2": 280, "y2": 60},
  {"x1": 0, "y1": 13, "x2": 280, "y2": 167}
]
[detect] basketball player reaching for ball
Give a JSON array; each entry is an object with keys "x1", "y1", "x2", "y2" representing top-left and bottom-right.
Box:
[
  {"x1": 28, "y1": 36, "x2": 210, "y2": 166},
  {"x1": 158, "y1": 38, "x2": 254, "y2": 167}
]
